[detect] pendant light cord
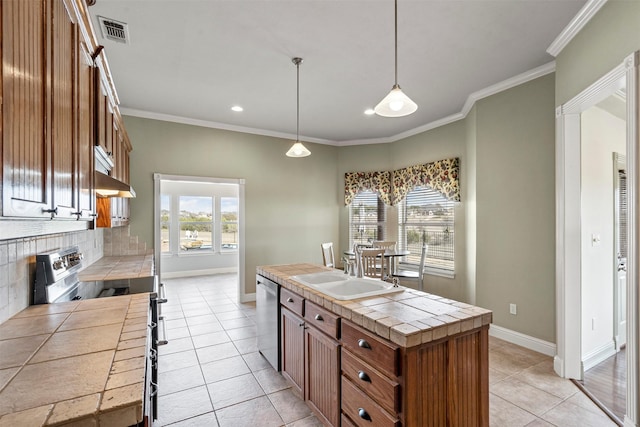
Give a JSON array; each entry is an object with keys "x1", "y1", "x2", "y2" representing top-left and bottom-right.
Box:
[
  {"x1": 296, "y1": 59, "x2": 300, "y2": 142},
  {"x1": 394, "y1": 0, "x2": 398, "y2": 86}
]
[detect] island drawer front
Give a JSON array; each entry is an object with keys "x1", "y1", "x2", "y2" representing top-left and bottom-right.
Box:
[
  {"x1": 341, "y1": 349, "x2": 400, "y2": 414},
  {"x1": 341, "y1": 414, "x2": 358, "y2": 427},
  {"x1": 341, "y1": 320, "x2": 399, "y2": 377},
  {"x1": 342, "y1": 376, "x2": 400, "y2": 427},
  {"x1": 304, "y1": 301, "x2": 340, "y2": 339},
  {"x1": 280, "y1": 288, "x2": 304, "y2": 317}
]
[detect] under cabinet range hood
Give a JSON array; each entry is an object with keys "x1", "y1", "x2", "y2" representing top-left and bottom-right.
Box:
[
  {"x1": 95, "y1": 146, "x2": 136, "y2": 198},
  {"x1": 95, "y1": 171, "x2": 136, "y2": 198}
]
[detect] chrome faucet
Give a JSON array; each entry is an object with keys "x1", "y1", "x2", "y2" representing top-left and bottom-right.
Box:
[{"x1": 353, "y1": 244, "x2": 363, "y2": 278}]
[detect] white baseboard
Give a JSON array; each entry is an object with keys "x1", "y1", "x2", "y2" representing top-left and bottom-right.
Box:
[
  {"x1": 582, "y1": 340, "x2": 616, "y2": 372},
  {"x1": 161, "y1": 267, "x2": 238, "y2": 279},
  {"x1": 553, "y1": 355, "x2": 565, "y2": 377},
  {"x1": 240, "y1": 293, "x2": 256, "y2": 303},
  {"x1": 489, "y1": 324, "x2": 557, "y2": 357},
  {"x1": 624, "y1": 415, "x2": 637, "y2": 427}
]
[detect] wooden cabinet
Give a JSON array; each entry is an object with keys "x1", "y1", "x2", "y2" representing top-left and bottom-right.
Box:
[
  {"x1": 280, "y1": 289, "x2": 341, "y2": 426},
  {"x1": 341, "y1": 321, "x2": 401, "y2": 427},
  {"x1": 1, "y1": 0, "x2": 131, "y2": 225},
  {"x1": 1, "y1": 0, "x2": 95, "y2": 220},
  {"x1": 342, "y1": 319, "x2": 490, "y2": 427}
]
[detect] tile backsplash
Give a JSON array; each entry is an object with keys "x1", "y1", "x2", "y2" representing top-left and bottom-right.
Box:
[
  {"x1": 103, "y1": 226, "x2": 151, "y2": 256},
  {"x1": 0, "y1": 229, "x2": 104, "y2": 324}
]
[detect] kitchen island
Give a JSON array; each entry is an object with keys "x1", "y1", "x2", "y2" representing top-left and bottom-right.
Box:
[
  {"x1": 258, "y1": 263, "x2": 492, "y2": 427},
  {"x1": 0, "y1": 294, "x2": 152, "y2": 426}
]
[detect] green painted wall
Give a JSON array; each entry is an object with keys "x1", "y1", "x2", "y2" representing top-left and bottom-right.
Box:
[
  {"x1": 124, "y1": 117, "x2": 341, "y2": 294},
  {"x1": 475, "y1": 74, "x2": 556, "y2": 342},
  {"x1": 555, "y1": 0, "x2": 640, "y2": 105}
]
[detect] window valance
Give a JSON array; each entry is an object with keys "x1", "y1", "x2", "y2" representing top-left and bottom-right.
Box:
[
  {"x1": 344, "y1": 171, "x2": 393, "y2": 206},
  {"x1": 344, "y1": 157, "x2": 460, "y2": 206}
]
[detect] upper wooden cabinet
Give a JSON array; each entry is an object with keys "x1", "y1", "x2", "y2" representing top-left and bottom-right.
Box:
[{"x1": 1, "y1": 0, "x2": 130, "y2": 222}]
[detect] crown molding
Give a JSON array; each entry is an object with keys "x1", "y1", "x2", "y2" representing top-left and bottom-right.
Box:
[
  {"x1": 119, "y1": 108, "x2": 338, "y2": 146},
  {"x1": 340, "y1": 61, "x2": 556, "y2": 145},
  {"x1": 546, "y1": 0, "x2": 608, "y2": 57},
  {"x1": 122, "y1": 61, "x2": 556, "y2": 147}
]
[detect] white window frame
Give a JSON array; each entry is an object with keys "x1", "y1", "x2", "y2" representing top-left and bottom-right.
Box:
[{"x1": 398, "y1": 185, "x2": 455, "y2": 278}]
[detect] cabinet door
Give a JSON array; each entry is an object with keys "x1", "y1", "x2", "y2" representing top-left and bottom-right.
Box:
[
  {"x1": 281, "y1": 307, "x2": 304, "y2": 395},
  {"x1": 305, "y1": 325, "x2": 340, "y2": 427},
  {"x1": 50, "y1": 0, "x2": 80, "y2": 219},
  {"x1": 76, "y1": 36, "x2": 95, "y2": 219},
  {"x1": 2, "y1": 0, "x2": 52, "y2": 218}
]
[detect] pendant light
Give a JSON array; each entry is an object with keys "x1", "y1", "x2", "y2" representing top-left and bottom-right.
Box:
[
  {"x1": 374, "y1": 0, "x2": 417, "y2": 117},
  {"x1": 286, "y1": 57, "x2": 311, "y2": 157}
]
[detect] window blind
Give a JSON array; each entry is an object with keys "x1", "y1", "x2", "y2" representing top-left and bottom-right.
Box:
[
  {"x1": 398, "y1": 185, "x2": 455, "y2": 271},
  {"x1": 348, "y1": 191, "x2": 386, "y2": 247}
]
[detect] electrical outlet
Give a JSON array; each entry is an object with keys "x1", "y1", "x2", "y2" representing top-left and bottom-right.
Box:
[{"x1": 509, "y1": 304, "x2": 517, "y2": 315}]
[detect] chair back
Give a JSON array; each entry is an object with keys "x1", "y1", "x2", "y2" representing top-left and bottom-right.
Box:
[
  {"x1": 321, "y1": 242, "x2": 335, "y2": 268},
  {"x1": 372, "y1": 241, "x2": 396, "y2": 250},
  {"x1": 359, "y1": 248, "x2": 386, "y2": 279},
  {"x1": 417, "y1": 243, "x2": 429, "y2": 281}
]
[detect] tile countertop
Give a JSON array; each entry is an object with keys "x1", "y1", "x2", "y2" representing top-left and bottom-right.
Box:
[
  {"x1": 0, "y1": 294, "x2": 150, "y2": 427},
  {"x1": 257, "y1": 263, "x2": 493, "y2": 348},
  {"x1": 78, "y1": 255, "x2": 155, "y2": 282}
]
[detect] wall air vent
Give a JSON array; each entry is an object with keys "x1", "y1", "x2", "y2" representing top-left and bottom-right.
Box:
[{"x1": 98, "y1": 16, "x2": 129, "y2": 44}]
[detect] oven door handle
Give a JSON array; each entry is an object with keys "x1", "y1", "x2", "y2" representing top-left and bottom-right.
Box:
[
  {"x1": 156, "y1": 315, "x2": 168, "y2": 346},
  {"x1": 157, "y1": 281, "x2": 168, "y2": 304}
]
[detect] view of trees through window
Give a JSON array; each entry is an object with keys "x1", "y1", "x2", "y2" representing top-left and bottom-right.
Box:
[
  {"x1": 221, "y1": 197, "x2": 238, "y2": 250},
  {"x1": 348, "y1": 191, "x2": 386, "y2": 247},
  {"x1": 161, "y1": 194, "x2": 239, "y2": 254},
  {"x1": 179, "y1": 196, "x2": 213, "y2": 252},
  {"x1": 399, "y1": 186, "x2": 455, "y2": 271}
]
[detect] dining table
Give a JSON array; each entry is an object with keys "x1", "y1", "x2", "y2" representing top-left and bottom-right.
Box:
[{"x1": 343, "y1": 248, "x2": 410, "y2": 276}]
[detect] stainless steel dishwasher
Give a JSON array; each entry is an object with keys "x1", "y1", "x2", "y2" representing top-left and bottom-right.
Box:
[{"x1": 256, "y1": 275, "x2": 280, "y2": 371}]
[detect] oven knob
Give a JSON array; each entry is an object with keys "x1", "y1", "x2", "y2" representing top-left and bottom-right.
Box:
[{"x1": 53, "y1": 260, "x2": 65, "y2": 270}]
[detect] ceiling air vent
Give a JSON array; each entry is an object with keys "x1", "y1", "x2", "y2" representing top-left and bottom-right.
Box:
[{"x1": 98, "y1": 16, "x2": 129, "y2": 44}]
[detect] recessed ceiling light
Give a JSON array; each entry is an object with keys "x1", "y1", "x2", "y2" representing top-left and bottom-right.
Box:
[
  {"x1": 231, "y1": 106, "x2": 243, "y2": 112},
  {"x1": 364, "y1": 109, "x2": 375, "y2": 115}
]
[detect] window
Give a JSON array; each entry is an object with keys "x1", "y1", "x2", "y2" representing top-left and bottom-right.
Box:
[
  {"x1": 349, "y1": 190, "x2": 386, "y2": 247},
  {"x1": 179, "y1": 196, "x2": 213, "y2": 252},
  {"x1": 160, "y1": 194, "x2": 171, "y2": 253},
  {"x1": 398, "y1": 186, "x2": 455, "y2": 273},
  {"x1": 221, "y1": 197, "x2": 239, "y2": 251}
]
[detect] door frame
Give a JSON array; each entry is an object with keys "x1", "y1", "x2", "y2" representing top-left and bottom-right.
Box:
[
  {"x1": 153, "y1": 173, "x2": 248, "y2": 302},
  {"x1": 555, "y1": 52, "x2": 638, "y2": 426}
]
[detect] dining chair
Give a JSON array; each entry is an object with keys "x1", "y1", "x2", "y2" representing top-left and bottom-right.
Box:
[
  {"x1": 359, "y1": 248, "x2": 386, "y2": 280},
  {"x1": 321, "y1": 242, "x2": 335, "y2": 268},
  {"x1": 393, "y1": 243, "x2": 428, "y2": 291},
  {"x1": 372, "y1": 241, "x2": 396, "y2": 274}
]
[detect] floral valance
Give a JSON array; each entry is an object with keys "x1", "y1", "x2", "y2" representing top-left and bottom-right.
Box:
[
  {"x1": 344, "y1": 157, "x2": 460, "y2": 206},
  {"x1": 344, "y1": 171, "x2": 392, "y2": 206}
]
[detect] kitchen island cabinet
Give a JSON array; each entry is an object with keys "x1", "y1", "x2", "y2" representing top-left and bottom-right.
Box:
[{"x1": 258, "y1": 263, "x2": 492, "y2": 427}]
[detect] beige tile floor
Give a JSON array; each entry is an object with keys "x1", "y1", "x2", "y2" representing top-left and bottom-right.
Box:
[{"x1": 157, "y1": 274, "x2": 617, "y2": 427}]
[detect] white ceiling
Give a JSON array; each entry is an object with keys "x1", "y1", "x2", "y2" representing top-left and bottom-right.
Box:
[{"x1": 87, "y1": 0, "x2": 587, "y2": 146}]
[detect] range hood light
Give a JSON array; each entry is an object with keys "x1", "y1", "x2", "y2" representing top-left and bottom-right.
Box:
[{"x1": 95, "y1": 171, "x2": 136, "y2": 198}]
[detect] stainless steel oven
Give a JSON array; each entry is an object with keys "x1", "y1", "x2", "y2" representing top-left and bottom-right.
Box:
[{"x1": 33, "y1": 246, "x2": 167, "y2": 426}]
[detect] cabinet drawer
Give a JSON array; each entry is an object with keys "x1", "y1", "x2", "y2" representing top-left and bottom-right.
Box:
[
  {"x1": 341, "y1": 320, "x2": 399, "y2": 377},
  {"x1": 341, "y1": 349, "x2": 400, "y2": 414},
  {"x1": 341, "y1": 414, "x2": 358, "y2": 427},
  {"x1": 304, "y1": 301, "x2": 340, "y2": 339},
  {"x1": 280, "y1": 288, "x2": 304, "y2": 317},
  {"x1": 342, "y1": 376, "x2": 400, "y2": 427}
]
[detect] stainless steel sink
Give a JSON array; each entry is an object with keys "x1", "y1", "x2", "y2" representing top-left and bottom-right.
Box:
[{"x1": 291, "y1": 271, "x2": 403, "y2": 300}]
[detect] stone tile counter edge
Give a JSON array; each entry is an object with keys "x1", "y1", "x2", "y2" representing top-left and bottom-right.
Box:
[
  {"x1": 257, "y1": 263, "x2": 492, "y2": 348},
  {"x1": 0, "y1": 294, "x2": 151, "y2": 426}
]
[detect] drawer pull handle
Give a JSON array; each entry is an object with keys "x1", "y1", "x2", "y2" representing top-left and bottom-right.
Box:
[
  {"x1": 358, "y1": 339, "x2": 372, "y2": 350},
  {"x1": 314, "y1": 314, "x2": 324, "y2": 321},
  {"x1": 358, "y1": 408, "x2": 372, "y2": 421},
  {"x1": 287, "y1": 297, "x2": 294, "y2": 303},
  {"x1": 358, "y1": 371, "x2": 371, "y2": 382}
]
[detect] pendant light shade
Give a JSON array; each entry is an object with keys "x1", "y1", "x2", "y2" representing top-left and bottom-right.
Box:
[
  {"x1": 374, "y1": 84, "x2": 417, "y2": 117},
  {"x1": 286, "y1": 57, "x2": 311, "y2": 157},
  {"x1": 375, "y1": 0, "x2": 417, "y2": 118}
]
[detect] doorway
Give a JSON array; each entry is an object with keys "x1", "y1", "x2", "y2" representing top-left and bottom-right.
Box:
[
  {"x1": 555, "y1": 52, "x2": 638, "y2": 426},
  {"x1": 153, "y1": 173, "x2": 248, "y2": 302}
]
